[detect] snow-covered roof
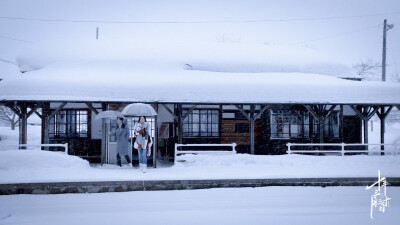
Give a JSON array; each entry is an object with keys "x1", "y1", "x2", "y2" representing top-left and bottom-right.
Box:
[
  {"x1": 1, "y1": 59, "x2": 400, "y2": 104},
  {"x1": 1, "y1": 41, "x2": 399, "y2": 104}
]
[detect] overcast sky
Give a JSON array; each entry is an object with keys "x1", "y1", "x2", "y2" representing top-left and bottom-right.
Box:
[{"x1": 1, "y1": 0, "x2": 399, "y2": 79}]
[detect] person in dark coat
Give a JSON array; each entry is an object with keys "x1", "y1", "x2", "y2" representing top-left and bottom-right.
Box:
[{"x1": 114, "y1": 117, "x2": 131, "y2": 167}]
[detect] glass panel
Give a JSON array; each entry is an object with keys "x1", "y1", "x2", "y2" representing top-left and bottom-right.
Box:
[
  {"x1": 109, "y1": 119, "x2": 117, "y2": 142},
  {"x1": 182, "y1": 124, "x2": 189, "y2": 133},
  {"x1": 200, "y1": 113, "x2": 207, "y2": 123},
  {"x1": 193, "y1": 113, "x2": 199, "y2": 123},
  {"x1": 201, "y1": 124, "x2": 207, "y2": 132},
  {"x1": 193, "y1": 124, "x2": 199, "y2": 133},
  {"x1": 212, "y1": 124, "x2": 218, "y2": 132}
]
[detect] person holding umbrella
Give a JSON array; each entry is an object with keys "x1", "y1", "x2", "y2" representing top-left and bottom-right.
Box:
[
  {"x1": 111, "y1": 117, "x2": 131, "y2": 167},
  {"x1": 134, "y1": 116, "x2": 152, "y2": 172}
]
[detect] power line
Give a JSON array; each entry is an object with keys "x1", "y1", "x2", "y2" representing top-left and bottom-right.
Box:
[
  {"x1": 0, "y1": 35, "x2": 35, "y2": 43},
  {"x1": 289, "y1": 25, "x2": 381, "y2": 45},
  {"x1": 0, "y1": 11, "x2": 399, "y2": 24}
]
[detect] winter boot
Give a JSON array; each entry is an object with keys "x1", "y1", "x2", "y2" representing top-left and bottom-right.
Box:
[{"x1": 142, "y1": 164, "x2": 147, "y2": 173}]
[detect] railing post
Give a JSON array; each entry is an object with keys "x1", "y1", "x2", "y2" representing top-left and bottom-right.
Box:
[
  {"x1": 232, "y1": 143, "x2": 237, "y2": 154},
  {"x1": 287, "y1": 143, "x2": 292, "y2": 155},
  {"x1": 174, "y1": 143, "x2": 178, "y2": 164},
  {"x1": 64, "y1": 143, "x2": 68, "y2": 154},
  {"x1": 341, "y1": 143, "x2": 345, "y2": 156}
]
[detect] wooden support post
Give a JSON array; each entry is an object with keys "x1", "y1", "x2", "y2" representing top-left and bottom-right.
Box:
[
  {"x1": 178, "y1": 104, "x2": 182, "y2": 144},
  {"x1": 19, "y1": 103, "x2": 28, "y2": 149},
  {"x1": 234, "y1": 104, "x2": 269, "y2": 155},
  {"x1": 154, "y1": 107, "x2": 158, "y2": 168},
  {"x1": 304, "y1": 104, "x2": 337, "y2": 144},
  {"x1": 377, "y1": 106, "x2": 393, "y2": 155},
  {"x1": 101, "y1": 103, "x2": 108, "y2": 164},
  {"x1": 339, "y1": 105, "x2": 344, "y2": 142},
  {"x1": 380, "y1": 106, "x2": 385, "y2": 155},
  {"x1": 304, "y1": 105, "x2": 321, "y2": 142},
  {"x1": 41, "y1": 103, "x2": 50, "y2": 150},
  {"x1": 350, "y1": 105, "x2": 378, "y2": 146},
  {"x1": 250, "y1": 105, "x2": 255, "y2": 155}
]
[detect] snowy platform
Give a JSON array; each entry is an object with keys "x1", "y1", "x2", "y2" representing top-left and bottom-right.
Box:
[{"x1": 1, "y1": 149, "x2": 400, "y2": 193}]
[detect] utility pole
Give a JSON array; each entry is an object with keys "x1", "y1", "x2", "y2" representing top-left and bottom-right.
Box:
[{"x1": 382, "y1": 19, "x2": 394, "y2": 81}]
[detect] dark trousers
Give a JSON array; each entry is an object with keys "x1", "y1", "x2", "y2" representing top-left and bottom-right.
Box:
[{"x1": 117, "y1": 153, "x2": 131, "y2": 167}]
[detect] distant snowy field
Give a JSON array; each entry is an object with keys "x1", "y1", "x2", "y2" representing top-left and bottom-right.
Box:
[
  {"x1": 1, "y1": 122, "x2": 400, "y2": 184},
  {"x1": 0, "y1": 186, "x2": 399, "y2": 225}
]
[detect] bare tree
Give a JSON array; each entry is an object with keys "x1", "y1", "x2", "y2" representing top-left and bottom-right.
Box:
[
  {"x1": 353, "y1": 59, "x2": 381, "y2": 81},
  {"x1": 0, "y1": 106, "x2": 19, "y2": 130}
]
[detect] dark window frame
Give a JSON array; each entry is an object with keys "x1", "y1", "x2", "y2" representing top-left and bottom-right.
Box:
[
  {"x1": 182, "y1": 109, "x2": 219, "y2": 137},
  {"x1": 49, "y1": 109, "x2": 90, "y2": 138},
  {"x1": 313, "y1": 111, "x2": 340, "y2": 139},
  {"x1": 270, "y1": 110, "x2": 310, "y2": 139}
]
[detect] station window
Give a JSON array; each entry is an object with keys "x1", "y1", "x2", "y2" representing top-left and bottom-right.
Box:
[
  {"x1": 49, "y1": 110, "x2": 89, "y2": 138},
  {"x1": 270, "y1": 110, "x2": 310, "y2": 139},
  {"x1": 182, "y1": 109, "x2": 219, "y2": 137}
]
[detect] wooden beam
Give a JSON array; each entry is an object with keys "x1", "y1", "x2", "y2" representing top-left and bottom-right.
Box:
[
  {"x1": 85, "y1": 103, "x2": 99, "y2": 115},
  {"x1": 7, "y1": 105, "x2": 21, "y2": 116},
  {"x1": 27, "y1": 104, "x2": 41, "y2": 119},
  {"x1": 304, "y1": 105, "x2": 319, "y2": 120},
  {"x1": 182, "y1": 105, "x2": 198, "y2": 120},
  {"x1": 376, "y1": 106, "x2": 393, "y2": 120},
  {"x1": 35, "y1": 111, "x2": 42, "y2": 119},
  {"x1": 324, "y1": 105, "x2": 337, "y2": 119},
  {"x1": 254, "y1": 105, "x2": 271, "y2": 120},
  {"x1": 367, "y1": 106, "x2": 379, "y2": 120},
  {"x1": 161, "y1": 104, "x2": 179, "y2": 122},
  {"x1": 48, "y1": 102, "x2": 68, "y2": 119},
  {"x1": 382, "y1": 106, "x2": 393, "y2": 120},
  {"x1": 349, "y1": 105, "x2": 366, "y2": 121},
  {"x1": 234, "y1": 105, "x2": 250, "y2": 121}
]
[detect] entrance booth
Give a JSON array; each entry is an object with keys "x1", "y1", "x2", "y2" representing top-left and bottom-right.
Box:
[{"x1": 99, "y1": 103, "x2": 158, "y2": 167}]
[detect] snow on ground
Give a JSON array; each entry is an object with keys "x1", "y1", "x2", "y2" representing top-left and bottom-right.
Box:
[
  {"x1": 0, "y1": 125, "x2": 41, "y2": 149},
  {"x1": 1, "y1": 150, "x2": 400, "y2": 184},
  {"x1": 0, "y1": 186, "x2": 399, "y2": 225},
  {"x1": 0, "y1": 124, "x2": 399, "y2": 184}
]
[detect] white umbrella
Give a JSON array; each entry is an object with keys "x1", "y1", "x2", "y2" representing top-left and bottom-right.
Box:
[
  {"x1": 94, "y1": 110, "x2": 124, "y2": 120},
  {"x1": 122, "y1": 103, "x2": 157, "y2": 117}
]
